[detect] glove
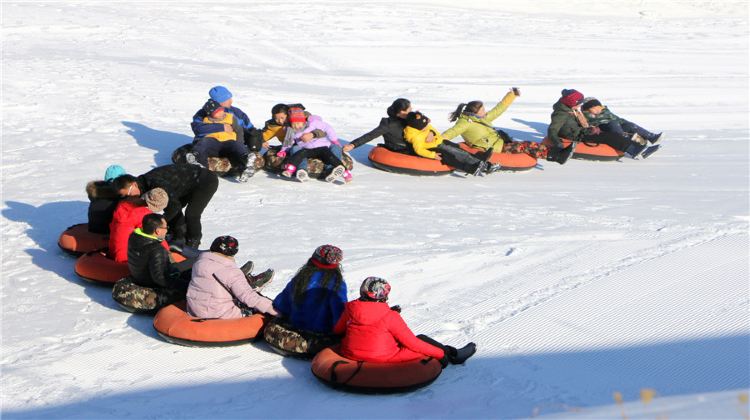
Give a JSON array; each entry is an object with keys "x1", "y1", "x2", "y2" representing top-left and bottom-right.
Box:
[
  {"x1": 276, "y1": 150, "x2": 287, "y2": 159},
  {"x1": 390, "y1": 305, "x2": 401, "y2": 313},
  {"x1": 511, "y1": 87, "x2": 521, "y2": 96},
  {"x1": 586, "y1": 126, "x2": 601, "y2": 135}
]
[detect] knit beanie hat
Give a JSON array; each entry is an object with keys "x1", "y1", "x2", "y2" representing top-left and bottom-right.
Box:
[
  {"x1": 203, "y1": 99, "x2": 222, "y2": 116},
  {"x1": 360, "y1": 277, "x2": 391, "y2": 301},
  {"x1": 209, "y1": 86, "x2": 232, "y2": 103},
  {"x1": 581, "y1": 98, "x2": 602, "y2": 111},
  {"x1": 104, "y1": 165, "x2": 126, "y2": 183},
  {"x1": 311, "y1": 244, "x2": 343, "y2": 266},
  {"x1": 405, "y1": 111, "x2": 430, "y2": 130},
  {"x1": 142, "y1": 188, "x2": 169, "y2": 212},
  {"x1": 560, "y1": 89, "x2": 584, "y2": 108},
  {"x1": 288, "y1": 107, "x2": 307, "y2": 123},
  {"x1": 210, "y1": 235, "x2": 239, "y2": 256}
]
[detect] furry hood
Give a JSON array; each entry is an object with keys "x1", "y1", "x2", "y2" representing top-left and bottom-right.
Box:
[{"x1": 86, "y1": 180, "x2": 119, "y2": 200}]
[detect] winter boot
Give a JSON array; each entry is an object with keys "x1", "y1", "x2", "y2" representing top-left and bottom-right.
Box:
[
  {"x1": 342, "y1": 170, "x2": 353, "y2": 183},
  {"x1": 447, "y1": 343, "x2": 477, "y2": 364},
  {"x1": 185, "y1": 152, "x2": 204, "y2": 168},
  {"x1": 281, "y1": 163, "x2": 296, "y2": 178},
  {"x1": 247, "y1": 269, "x2": 274, "y2": 290},
  {"x1": 557, "y1": 142, "x2": 577, "y2": 165},
  {"x1": 325, "y1": 165, "x2": 345, "y2": 183},
  {"x1": 640, "y1": 144, "x2": 661, "y2": 159},
  {"x1": 476, "y1": 147, "x2": 494, "y2": 162},
  {"x1": 237, "y1": 166, "x2": 255, "y2": 183},
  {"x1": 649, "y1": 132, "x2": 664, "y2": 144},
  {"x1": 295, "y1": 169, "x2": 310, "y2": 182},
  {"x1": 485, "y1": 163, "x2": 502, "y2": 174},
  {"x1": 624, "y1": 142, "x2": 648, "y2": 159},
  {"x1": 472, "y1": 161, "x2": 487, "y2": 176},
  {"x1": 240, "y1": 261, "x2": 254, "y2": 277}
]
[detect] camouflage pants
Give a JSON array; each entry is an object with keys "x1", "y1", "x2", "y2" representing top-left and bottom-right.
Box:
[
  {"x1": 263, "y1": 319, "x2": 340, "y2": 358},
  {"x1": 502, "y1": 141, "x2": 549, "y2": 159},
  {"x1": 112, "y1": 277, "x2": 185, "y2": 313}
]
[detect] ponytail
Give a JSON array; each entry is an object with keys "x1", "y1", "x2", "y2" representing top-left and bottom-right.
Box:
[
  {"x1": 449, "y1": 103, "x2": 467, "y2": 122},
  {"x1": 450, "y1": 101, "x2": 484, "y2": 122}
]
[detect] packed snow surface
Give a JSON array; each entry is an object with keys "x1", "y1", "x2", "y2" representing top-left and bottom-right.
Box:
[{"x1": 2, "y1": 1, "x2": 748, "y2": 418}]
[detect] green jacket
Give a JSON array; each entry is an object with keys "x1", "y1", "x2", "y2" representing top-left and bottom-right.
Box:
[
  {"x1": 583, "y1": 106, "x2": 623, "y2": 127},
  {"x1": 441, "y1": 91, "x2": 517, "y2": 151},
  {"x1": 547, "y1": 100, "x2": 583, "y2": 147}
]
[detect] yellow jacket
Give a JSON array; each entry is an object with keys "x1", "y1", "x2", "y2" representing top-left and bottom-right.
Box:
[
  {"x1": 203, "y1": 113, "x2": 237, "y2": 142},
  {"x1": 441, "y1": 91, "x2": 516, "y2": 151},
  {"x1": 262, "y1": 119, "x2": 287, "y2": 143},
  {"x1": 403, "y1": 124, "x2": 445, "y2": 159}
]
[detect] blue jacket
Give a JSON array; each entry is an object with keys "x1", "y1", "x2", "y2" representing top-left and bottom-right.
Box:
[
  {"x1": 272, "y1": 269, "x2": 347, "y2": 334},
  {"x1": 191, "y1": 105, "x2": 254, "y2": 137}
]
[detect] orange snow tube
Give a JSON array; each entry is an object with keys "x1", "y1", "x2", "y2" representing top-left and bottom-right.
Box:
[
  {"x1": 368, "y1": 146, "x2": 453, "y2": 176},
  {"x1": 58, "y1": 223, "x2": 109, "y2": 256},
  {"x1": 153, "y1": 301, "x2": 267, "y2": 347},
  {"x1": 75, "y1": 250, "x2": 186, "y2": 285},
  {"x1": 458, "y1": 143, "x2": 537, "y2": 171},
  {"x1": 311, "y1": 347, "x2": 443, "y2": 394},
  {"x1": 543, "y1": 137, "x2": 623, "y2": 161}
]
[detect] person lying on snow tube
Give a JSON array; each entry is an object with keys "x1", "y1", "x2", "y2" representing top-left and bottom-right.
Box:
[
  {"x1": 108, "y1": 188, "x2": 168, "y2": 263},
  {"x1": 441, "y1": 87, "x2": 569, "y2": 164},
  {"x1": 581, "y1": 97, "x2": 661, "y2": 158},
  {"x1": 186, "y1": 99, "x2": 256, "y2": 182},
  {"x1": 343, "y1": 98, "x2": 413, "y2": 155},
  {"x1": 125, "y1": 213, "x2": 196, "y2": 309},
  {"x1": 187, "y1": 235, "x2": 277, "y2": 319},
  {"x1": 86, "y1": 164, "x2": 126, "y2": 234},
  {"x1": 334, "y1": 277, "x2": 476, "y2": 367},
  {"x1": 548, "y1": 89, "x2": 655, "y2": 160},
  {"x1": 403, "y1": 111, "x2": 500, "y2": 176},
  {"x1": 277, "y1": 108, "x2": 350, "y2": 183}
]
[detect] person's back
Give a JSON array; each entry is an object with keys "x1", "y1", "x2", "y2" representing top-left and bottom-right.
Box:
[
  {"x1": 86, "y1": 181, "x2": 119, "y2": 234},
  {"x1": 127, "y1": 228, "x2": 172, "y2": 288},
  {"x1": 109, "y1": 199, "x2": 152, "y2": 263}
]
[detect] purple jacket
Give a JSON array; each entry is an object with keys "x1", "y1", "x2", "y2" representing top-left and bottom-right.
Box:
[
  {"x1": 186, "y1": 252, "x2": 275, "y2": 319},
  {"x1": 281, "y1": 115, "x2": 341, "y2": 153}
]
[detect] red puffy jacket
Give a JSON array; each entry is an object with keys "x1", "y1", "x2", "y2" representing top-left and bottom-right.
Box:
[
  {"x1": 333, "y1": 299, "x2": 444, "y2": 363},
  {"x1": 108, "y1": 200, "x2": 166, "y2": 263}
]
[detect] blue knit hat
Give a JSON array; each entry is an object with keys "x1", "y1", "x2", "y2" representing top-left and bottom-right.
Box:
[
  {"x1": 104, "y1": 165, "x2": 126, "y2": 183},
  {"x1": 209, "y1": 86, "x2": 232, "y2": 103}
]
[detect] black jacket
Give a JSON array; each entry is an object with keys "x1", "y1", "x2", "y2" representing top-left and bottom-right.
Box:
[
  {"x1": 127, "y1": 231, "x2": 177, "y2": 288},
  {"x1": 349, "y1": 116, "x2": 411, "y2": 153},
  {"x1": 86, "y1": 181, "x2": 119, "y2": 234},
  {"x1": 136, "y1": 164, "x2": 210, "y2": 222}
]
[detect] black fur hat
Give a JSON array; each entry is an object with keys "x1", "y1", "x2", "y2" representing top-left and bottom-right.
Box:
[{"x1": 405, "y1": 111, "x2": 430, "y2": 130}]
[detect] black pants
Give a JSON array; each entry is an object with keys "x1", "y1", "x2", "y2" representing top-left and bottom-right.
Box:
[
  {"x1": 244, "y1": 128, "x2": 264, "y2": 152},
  {"x1": 433, "y1": 141, "x2": 482, "y2": 174},
  {"x1": 579, "y1": 131, "x2": 635, "y2": 152},
  {"x1": 287, "y1": 147, "x2": 344, "y2": 170},
  {"x1": 193, "y1": 137, "x2": 249, "y2": 170},
  {"x1": 168, "y1": 169, "x2": 219, "y2": 246}
]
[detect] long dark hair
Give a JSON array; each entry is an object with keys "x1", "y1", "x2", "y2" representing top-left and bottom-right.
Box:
[
  {"x1": 386, "y1": 98, "x2": 411, "y2": 118},
  {"x1": 291, "y1": 259, "x2": 344, "y2": 304},
  {"x1": 448, "y1": 100, "x2": 483, "y2": 122}
]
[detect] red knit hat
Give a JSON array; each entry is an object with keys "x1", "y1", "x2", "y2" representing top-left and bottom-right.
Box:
[
  {"x1": 560, "y1": 89, "x2": 584, "y2": 108},
  {"x1": 288, "y1": 107, "x2": 307, "y2": 123}
]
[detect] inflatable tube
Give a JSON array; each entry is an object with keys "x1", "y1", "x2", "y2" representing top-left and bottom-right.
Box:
[
  {"x1": 58, "y1": 223, "x2": 108, "y2": 256},
  {"x1": 263, "y1": 318, "x2": 341, "y2": 359},
  {"x1": 75, "y1": 250, "x2": 186, "y2": 285},
  {"x1": 112, "y1": 277, "x2": 184, "y2": 314},
  {"x1": 311, "y1": 347, "x2": 443, "y2": 394},
  {"x1": 367, "y1": 146, "x2": 453, "y2": 176},
  {"x1": 264, "y1": 147, "x2": 354, "y2": 178},
  {"x1": 153, "y1": 302, "x2": 266, "y2": 347},
  {"x1": 457, "y1": 143, "x2": 537, "y2": 171},
  {"x1": 543, "y1": 137, "x2": 623, "y2": 161}
]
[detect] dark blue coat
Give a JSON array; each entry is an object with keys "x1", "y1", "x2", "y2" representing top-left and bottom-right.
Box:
[
  {"x1": 272, "y1": 270, "x2": 347, "y2": 334},
  {"x1": 191, "y1": 105, "x2": 254, "y2": 137}
]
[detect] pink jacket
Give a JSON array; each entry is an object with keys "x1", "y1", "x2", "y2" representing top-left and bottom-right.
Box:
[{"x1": 186, "y1": 252, "x2": 275, "y2": 319}]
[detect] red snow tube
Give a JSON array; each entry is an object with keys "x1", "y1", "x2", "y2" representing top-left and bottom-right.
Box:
[
  {"x1": 75, "y1": 250, "x2": 186, "y2": 285},
  {"x1": 58, "y1": 223, "x2": 108, "y2": 256},
  {"x1": 153, "y1": 301, "x2": 267, "y2": 347},
  {"x1": 311, "y1": 347, "x2": 443, "y2": 394},
  {"x1": 543, "y1": 137, "x2": 623, "y2": 161},
  {"x1": 458, "y1": 143, "x2": 537, "y2": 171},
  {"x1": 368, "y1": 146, "x2": 453, "y2": 176}
]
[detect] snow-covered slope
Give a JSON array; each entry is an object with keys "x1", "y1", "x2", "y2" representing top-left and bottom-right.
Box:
[{"x1": 2, "y1": 1, "x2": 748, "y2": 418}]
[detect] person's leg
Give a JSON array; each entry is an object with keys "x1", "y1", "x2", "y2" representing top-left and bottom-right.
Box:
[
  {"x1": 312, "y1": 147, "x2": 345, "y2": 168},
  {"x1": 184, "y1": 169, "x2": 219, "y2": 247},
  {"x1": 621, "y1": 120, "x2": 657, "y2": 140},
  {"x1": 435, "y1": 143, "x2": 482, "y2": 174},
  {"x1": 579, "y1": 131, "x2": 632, "y2": 152},
  {"x1": 243, "y1": 128, "x2": 264, "y2": 152},
  {"x1": 286, "y1": 148, "x2": 311, "y2": 169},
  {"x1": 322, "y1": 144, "x2": 343, "y2": 171},
  {"x1": 192, "y1": 138, "x2": 222, "y2": 167},
  {"x1": 290, "y1": 144, "x2": 308, "y2": 171},
  {"x1": 598, "y1": 121, "x2": 627, "y2": 137},
  {"x1": 222, "y1": 140, "x2": 250, "y2": 172},
  {"x1": 417, "y1": 334, "x2": 476, "y2": 365}
]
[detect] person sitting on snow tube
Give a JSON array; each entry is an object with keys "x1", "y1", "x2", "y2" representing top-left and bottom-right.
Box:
[
  {"x1": 187, "y1": 235, "x2": 277, "y2": 319},
  {"x1": 334, "y1": 277, "x2": 476, "y2": 367},
  {"x1": 581, "y1": 97, "x2": 661, "y2": 158},
  {"x1": 191, "y1": 85, "x2": 263, "y2": 154},
  {"x1": 272, "y1": 245, "x2": 348, "y2": 334},
  {"x1": 442, "y1": 88, "x2": 568, "y2": 164},
  {"x1": 403, "y1": 111, "x2": 500, "y2": 176},
  {"x1": 277, "y1": 108, "x2": 350, "y2": 183},
  {"x1": 261, "y1": 103, "x2": 328, "y2": 149},
  {"x1": 86, "y1": 164, "x2": 126, "y2": 234},
  {"x1": 127, "y1": 214, "x2": 196, "y2": 306},
  {"x1": 548, "y1": 89, "x2": 650, "y2": 160},
  {"x1": 108, "y1": 188, "x2": 168, "y2": 263},
  {"x1": 343, "y1": 98, "x2": 413, "y2": 155}
]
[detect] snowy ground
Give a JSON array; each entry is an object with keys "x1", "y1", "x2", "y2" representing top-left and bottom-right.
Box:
[{"x1": 1, "y1": 1, "x2": 748, "y2": 418}]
